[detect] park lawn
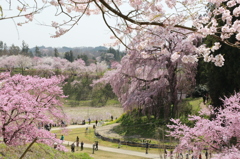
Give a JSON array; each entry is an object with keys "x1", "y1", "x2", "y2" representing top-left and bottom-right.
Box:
[
  {"x1": 189, "y1": 97, "x2": 202, "y2": 113},
  {"x1": 51, "y1": 127, "x2": 160, "y2": 154},
  {"x1": 182, "y1": 97, "x2": 202, "y2": 113},
  {"x1": 63, "y1": 99, "x2": 120, "y2": 108}
]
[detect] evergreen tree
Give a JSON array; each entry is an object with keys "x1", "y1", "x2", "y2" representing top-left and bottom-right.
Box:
[
  {"x1": 69, "y1": 50, "x2": 74, "y2": 62},
  {"x1": 9, "y1": 44, "x2": 20, "y2": 55},
  {"x1": 0, "y1": 41, "x2": 3, "y2": 56},
  {"x1": 21, "y1": 41, "x2": 30, "y2": 56},
  {"x1": 205, "y1": 40, "x2": 240, "y2": 107},
  {"x1": 29, "y1": 50, "x2": 34, "y2": 57},
  {"x1": 54, "y1": 48, "x2": 59, "y2": 57},
  {"x1": 108, "y1": 47, "x2": 122, "y2": 61},
  {"x1": 197, "y1": 2, "x2": 240, "y2": 108},
  {"x1": 3, "y1": 43, "x2": 8, "y2": 55},
  {"x1": 64, "y1": 50, "x2": 74, "y2": 62},
  {"x1": 35, "y1": 46, "x2": 42, "y2": 57}
]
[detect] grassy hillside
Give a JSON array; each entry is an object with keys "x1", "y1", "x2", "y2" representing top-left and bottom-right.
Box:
[
  {"x1": 112, "y1": 97, "x2": 203, "y2": 140},
  {"x1": 0, "y1": 143, "x2": 92, "y2": 159}
]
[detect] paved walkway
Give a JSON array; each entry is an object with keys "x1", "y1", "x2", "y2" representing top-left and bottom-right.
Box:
[
  {"x1": 51, "y1": 123, "x2": 96, "y2": 131},
  {"x1": 63, "y1": 141, "x2": 160, "y2": 159},
  {"x1": 95, "y1": 123, "x2": 123, "y2": 139}
]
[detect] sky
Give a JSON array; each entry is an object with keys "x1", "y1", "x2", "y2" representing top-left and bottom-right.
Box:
[
  {"x1": 0, "y1": 3, "x2": 121, "y2": 49},
  {"x1": 0, "y1": 1, "x2": 199, "y2": 50}
]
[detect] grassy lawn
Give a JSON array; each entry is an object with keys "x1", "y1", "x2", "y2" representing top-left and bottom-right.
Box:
[
  {"x1": 188, "y1": 97, "x2": 202, "y2": 113},
  {"x1": 62, "y1": 105, "x2": 123, "y2": 124},
  {"x1": 51, "y1": 127, "x2": 162, "y2": 154},
  {"x1": 64, "y1": 99, "x2": 120, "y2": 108}
]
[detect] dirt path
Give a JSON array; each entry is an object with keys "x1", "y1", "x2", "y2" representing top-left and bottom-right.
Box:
[
  {"x1": 95, "y1": 123, "x2": 123, "y2": 139},
  {"x1": 63, "y1": 140, "x2": 160, "y2": 159},
  {"x1": 199, "y1": 102, "x2": 211, "y2": 114}
]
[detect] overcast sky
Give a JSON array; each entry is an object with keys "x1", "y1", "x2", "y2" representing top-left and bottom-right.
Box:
[
  {"x1": 0, "y1": 1, "x2": 196, "y2": 50},
  {"x1": 0, "y1": 4, "x2": 120, "y2": 49}
]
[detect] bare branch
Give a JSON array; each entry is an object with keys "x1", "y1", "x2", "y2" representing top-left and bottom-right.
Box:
[{"x1": 98, "y1": 0, "x2": 196, "y2": 31}]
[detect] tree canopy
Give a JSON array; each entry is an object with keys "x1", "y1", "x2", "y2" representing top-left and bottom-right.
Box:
[{"x1": 0, "y1": 72, "x2": 66, "y2": 150}]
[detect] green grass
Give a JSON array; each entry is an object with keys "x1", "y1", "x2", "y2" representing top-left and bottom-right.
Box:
[
  {"x1": 64, "y1": 99, "x2": 120, "y2": 108},
  {"x1": 105, "y1": 99, "x2": 120, "y2": 106},
  {"x1": 0, "y1": 143, "x2": 92, "y2": 159},
  {"x1": 188, "y1": 97, "x2": 202, "y2": 113},
  {"x1": 79, "y1": 100, "x2": 92, "y2": 106},
  {"x1": 111, "y1": 98, "x2": 204, "y2": 144},
  {"x1": 51, "y1": 127, "x2": 161, "y2": 154},
  {"x1": 63, "y1": 99, "x2": 92, "y2": 107}
]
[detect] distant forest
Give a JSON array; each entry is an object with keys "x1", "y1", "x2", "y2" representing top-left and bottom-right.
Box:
[{"x1": 0, "y1": 40, "x2": 126, "y2": 65}]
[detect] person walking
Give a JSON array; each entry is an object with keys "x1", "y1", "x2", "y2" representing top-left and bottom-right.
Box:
[
  {"x1": 205, "y1": 150, "x2": 208, "y2": 159},
  {"x1": 76, "y1": 136, "x2": 79, "y2": 151},
  {"x1": 199, "y1": 153, "x2": 202, "y2": 159},
  {"x1": 71, "y1": 142, "x2": 75, "y2": 152},
  {"x1": 95, "y1": 141, "x2": 98, "y2": 151},
  {"x1": 81, "y1": 141, "x2": 84, "y2": 151},
  {"x1": 145, "y1": 142, "x2": 149, "y2": 154},
  {"x1": 88, "y1": 118, "x2": 91, "y2": 125},
  {"x1": 202, "y1": 94, "x2": 206, "y2": 104},
  {"x1": 60, "y1": 135, "x2": 64, "y2": 142}
]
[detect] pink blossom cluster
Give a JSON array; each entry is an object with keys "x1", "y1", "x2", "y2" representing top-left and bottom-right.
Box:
[
  {"x1": 93, "y1": 28, "x2": 197, "y2": 116},
  {"x1": 0, "y1": 72, "x2": 67, "y2": 149},
  {"x1": 168, "y1": 92, "x2": 240, "y2": 158}
]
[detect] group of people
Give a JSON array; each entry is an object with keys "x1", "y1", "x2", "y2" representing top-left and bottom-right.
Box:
[
  {"x1": 54, "y1": 118, "x2": 107, "y2": 152},
  {"x1": 71, "y1": 136, "x2": 84, "y2": 152},
  {"x1": 165, "y1": 150, "x2": 210, "y2": 159},
  {"x1": 53, "y1": 134, "x2": 64, "y2": 149}
]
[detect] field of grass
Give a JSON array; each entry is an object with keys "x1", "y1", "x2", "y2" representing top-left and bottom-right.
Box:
[
  {"x1": 51, "y1": 127, "x2": 162, "y2": 154},
  {"x1": 63, "y1": 104, "x2": 123, "y2": 124},
  {"x1": 188, "y1": 97, "x2": 202, "y2": 113}
]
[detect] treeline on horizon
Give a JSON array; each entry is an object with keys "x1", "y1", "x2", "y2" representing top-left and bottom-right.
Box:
[
  {"x1": 0, "y1": 40, "x2": 124, "y2": 107},
  {"x1": 0, "y1": 40, "x2": 126, "y2": 65}
]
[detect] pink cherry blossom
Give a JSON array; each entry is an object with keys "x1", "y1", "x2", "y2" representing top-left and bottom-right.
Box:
[
  {"x1": 0, "y1": 72, "x2": 67, "y2": 149},
  {"x1": 168, "y1": 92, "x2": 240, "y2": 158}
]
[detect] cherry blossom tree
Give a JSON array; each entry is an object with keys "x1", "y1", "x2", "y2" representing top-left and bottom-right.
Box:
[
  {"x1": 64, "y1": 58, "x2": 85, "y2": 77},
  {"x1": 67, "y1": 61, "x2": 109, "y2": 101},
  {"x1": 15, "y1": 55, "x2": 32, "y2": 74},
  {"x1": 93, "y1": 28, "x2": 198, "y2": 119},
  {"x1": 168, "y1": 92, "x2": 240, "y2": 158},
  {"x1": 32, "y1": 57, "x2": 55, "y2": 77},
  {"x1": 0, "y1": 72, "x2": 67, "y2": 149},
  {"x1": 0, "y1": 55, "x2": 18, "y2": 72},
  {"x1": 51, "y1": 57, "x2": 70, "y2": 75},
  {"x1": 31, "y1": 56, "x2": 69, "y2": 76}
]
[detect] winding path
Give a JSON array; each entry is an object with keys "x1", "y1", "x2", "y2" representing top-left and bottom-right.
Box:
[{"x1": 52, "y1": 124, "x2": 160, "y2": 158}]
